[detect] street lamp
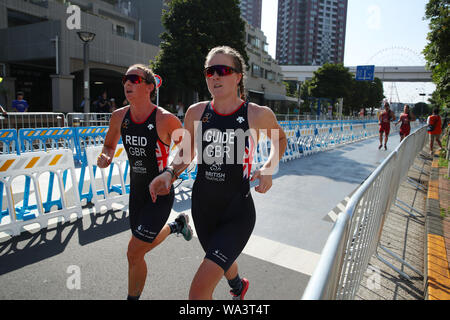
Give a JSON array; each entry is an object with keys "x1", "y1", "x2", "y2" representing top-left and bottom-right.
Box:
[{"x1": 77, "y1": 31, "x2": 96, "y2": 114}]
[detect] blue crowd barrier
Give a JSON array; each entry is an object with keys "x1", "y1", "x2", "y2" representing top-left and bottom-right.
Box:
[
  {"x1": 0, "y1": 126, "x2": 129, "y2": 223},
  {"x1": 0, "y1": 120, "x2": 385, "y2": 224},
  {"x1": 0, "y1": 129, "x2": 19, "y2": 155}
]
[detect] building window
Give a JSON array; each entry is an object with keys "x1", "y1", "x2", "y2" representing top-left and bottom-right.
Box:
[
  {"x1": 116, "y1": 25, "x2": 125, "y2": 36},
  {"x1": 252, "y1": 64, "x2": 262, "y2": 78}
]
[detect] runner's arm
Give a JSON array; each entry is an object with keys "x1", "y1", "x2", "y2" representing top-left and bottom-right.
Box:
[
  {"x1": 149, "y1": 103, "x2": 203, "y2": 202},
  {"x1": 250, "y1": 105, "x2": 287, "y2": 193},
  {"x1": 97, "y1": 108, "x2": 125, "y2": 168}
]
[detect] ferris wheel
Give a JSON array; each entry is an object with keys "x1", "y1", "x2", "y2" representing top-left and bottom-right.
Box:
[
  {"x1": 365, "y1": 46, "x2": 433, "y2": 104},
  {"x1": 366, "y1": 46, "x2": 426, "y2": 66}
]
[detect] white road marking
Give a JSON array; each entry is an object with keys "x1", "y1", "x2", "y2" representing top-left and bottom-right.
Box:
[
  {"x1": 169, "y1": 209, "x2": 321, "y2": 276},
  {"x1": 337, "y1": 202, "x2": 347, "y2": 212},
  {"x1": 242, "y1": 234, "x2": 321, "y2": 276},
  {"x1": 328, "y1": 210, "x2": 339, "y2": 222}
]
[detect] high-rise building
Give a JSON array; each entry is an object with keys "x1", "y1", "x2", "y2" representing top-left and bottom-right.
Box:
[
  {"x1": 239, "y1": 0, "x2": 262, "y2": 29},
  {"x1": 276, "y1": 0, "x2": 348, "y2": 66}
]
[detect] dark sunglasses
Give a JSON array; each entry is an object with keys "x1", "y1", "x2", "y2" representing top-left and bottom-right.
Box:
[
  {"x1": 122, "y1": 74, "x2": 148, "y2": 85},
  {"x1": 204, "y1": 65, "x2": 238, "y2": 78}
]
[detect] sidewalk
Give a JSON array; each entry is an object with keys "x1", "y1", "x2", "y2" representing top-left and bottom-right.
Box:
[
  {"x1": 425, "y1": 148, "x2": 450, "y2": 300},
  {"x1": 356, "y1": 144, "x2": 450, "y2": 300},
  {"x1": 356, "y1": 147, "x2": 429, "y2": 300}
]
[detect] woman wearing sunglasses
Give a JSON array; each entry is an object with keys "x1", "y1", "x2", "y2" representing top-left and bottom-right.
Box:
[
  {"x1": 97, "y1": 64, "x2": 193, "y2": 300},
  {"x1": 150, "y1": 46, "x2": 287, "y2": 300}
]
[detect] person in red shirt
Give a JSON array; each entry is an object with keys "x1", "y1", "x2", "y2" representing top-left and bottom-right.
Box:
[
  {"x1": 378, "y1": 102, "x2": 396, "y2": 150},
  {"x1": 427, "y1": 107, "x2": 443, "y2": 153},
  {"x1": 395, "y1": 104, "x2": 416, "y2": 142}
]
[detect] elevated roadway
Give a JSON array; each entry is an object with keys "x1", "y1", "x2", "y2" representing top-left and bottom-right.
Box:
[{"x1": 281, "y1": 65, "x2": 432, "y2": 82}]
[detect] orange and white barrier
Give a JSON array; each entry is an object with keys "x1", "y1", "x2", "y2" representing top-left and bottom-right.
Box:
[
  {"x1": 85, "y1": 145, "x2": 130, "y2": 213},
  {"x1": 0, "y1": 149, "x2": 82, "y2": 237}
]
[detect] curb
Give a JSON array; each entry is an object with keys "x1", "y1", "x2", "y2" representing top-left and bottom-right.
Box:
[{"x1": 425, "y1": 151, "x2": 450, "y2": 300}]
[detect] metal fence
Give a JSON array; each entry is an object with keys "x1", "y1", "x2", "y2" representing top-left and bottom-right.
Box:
[
  {"x1": 65, "y1": 113, "x2": 112, "y2": 127},
  {"x1": 0, "y1": 113, "x2": 65, "y2": 130},
  {"x1": 302, "y1": 125, "x2": 427, "y2": 300},
  {"x1": 0, "y1": 113, "x2": 113, "y2": 129},
  {"x1": 1, "y1": 112, "x2": 381, "y2": 130}
]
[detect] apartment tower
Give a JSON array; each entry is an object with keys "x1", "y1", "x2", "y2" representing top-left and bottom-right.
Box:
[
  {"x1": 239, "y1": 0, "x2": 263, "y2": 29},
  {"x1": 276, "y1": 0, "x2": 348, "y2": 65}
]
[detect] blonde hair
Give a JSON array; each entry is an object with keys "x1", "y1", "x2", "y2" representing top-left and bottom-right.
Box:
[
  {"x1": 205, "y1": 46, "x2": 247, "y2": 100},
  {"x1": 127, "y1": 64, "x2": 157, "y2": 101}
]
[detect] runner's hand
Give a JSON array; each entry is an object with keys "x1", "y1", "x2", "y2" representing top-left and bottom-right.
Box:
[
  {"x1": 251, "y1": 169, "x2": 273, "y2": 194},
  {"x1": 149, "y1": 172, "x2": 172, "y2": 202},
  {"x1": 97, "y1": 153, "x2": 111, "y2": 168}
]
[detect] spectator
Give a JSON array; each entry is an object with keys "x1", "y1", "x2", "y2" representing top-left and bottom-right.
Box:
[
  {"x1": 427, "y1": 107, "x2": 443, "y2": 154},
  {"x1": 11, "y1": 91, "x2": 29, "y2": 112},
  {"x1": 95, "y1": 92, "x2": 111, "y2": 113},
  {"x1": 110, "y1": 98, "x2": 118, "y2": 112}
]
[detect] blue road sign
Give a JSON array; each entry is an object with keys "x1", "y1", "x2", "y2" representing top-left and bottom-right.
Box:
[{"x1": 355, "y1": 65, "x2": 375, "y2": 81}]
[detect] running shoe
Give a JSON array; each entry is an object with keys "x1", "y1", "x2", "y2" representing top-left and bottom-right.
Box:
[
  {"x1": 384, "y1": 145, "x2": 387, "y2": 150},
  {"x1": 230, "y1": 278, "x2": 249, "y2": 300},
  {"x1": 175, "y1": 213, "x2": 193, "y2": 241},
  {"x1": 378, "y1": 144, "x2": 382, "y2": 150}
]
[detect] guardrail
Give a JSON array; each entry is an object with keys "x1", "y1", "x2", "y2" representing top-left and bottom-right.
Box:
[{"x1": 302, "y1": 125, "x2": 427, "y2": 300}]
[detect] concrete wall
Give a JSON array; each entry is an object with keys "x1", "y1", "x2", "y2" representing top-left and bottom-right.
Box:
[{"x1": 0, "y1": 0, "x2": 160, "y2": 112}]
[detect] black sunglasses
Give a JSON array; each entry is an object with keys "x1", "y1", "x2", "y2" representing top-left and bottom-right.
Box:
[
  {"x1": 204, "y1": 65, "x2": 238, "y2": 78},
  {"x1": 122, "y1": 74, "x2": 148, "y2": 85}
]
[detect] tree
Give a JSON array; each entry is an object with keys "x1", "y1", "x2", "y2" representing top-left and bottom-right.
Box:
[
  {"x1": 151, "y1": 0, "x2": 248, "y2": 102},
  {"x1": 347, "y1": 80, "x2": 369, "y2": 115},
  {"x1": 303, "y1": 64, "x2": 384, "y2": 116},
  {"x1": 413, "y1": 102, "x2": 431, "y2": 117},
  {"x1": 423, "y1": 0, "x2": 450, "y2": 110},
  {"x1": 367, "y1": 78, "x2": 384, "y2": 109},
  {"x1": 347, "y1": 77, "x2": 384, "y2": 115},
  {"x1": 283, "y1": 81, "x2": 299, "y2": 98},
  {"x1": 309, "y1": 63, "x2": 353, "y2": 103},
  {"x1": 299, "y1": 79, "x2": 313, "y2": 114}
]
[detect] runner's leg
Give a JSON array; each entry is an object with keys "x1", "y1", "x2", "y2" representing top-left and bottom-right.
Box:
[
  {"x1": 127, "y1": 225, "x2": 171, "y2": 297},
  {"x1": 189, "y1": 258, "x2": 224, "y2": 300}
]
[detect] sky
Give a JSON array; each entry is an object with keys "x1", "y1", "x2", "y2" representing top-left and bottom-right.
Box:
[{"x1": 261, "y1": 0, "x2": 436, "y2": 103}]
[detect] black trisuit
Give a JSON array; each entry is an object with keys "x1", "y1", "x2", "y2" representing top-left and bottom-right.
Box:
[
  {"x1": 121, "y1": 107, "x2": 174, "y2": 243},
  {"x1": 192, "y1": 101, "x2": 256, "y2": 272}
]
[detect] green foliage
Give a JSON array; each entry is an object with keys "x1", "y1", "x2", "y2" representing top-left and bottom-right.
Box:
[
  {"x1": 368, "y1": 78, "x2": 385, "y2": 108},
  {"x1": 423, "y1": 0, "x2": 450, "y2": 109},
  {"x1": 301, "y1": 63, "x2": 384, "y2": 115},
  {"x1": 151, "y1": 0, "x2": 248, "y2": 100},
  {"x1": 309, "y1": 63, "x2": 353, "y2": 101},
  {"x1": 345, "y1": 78, "x2": 384, "y2": 114},
  {"x1": 412, "y1": 102, "x2": 432, "y2": 117},
  {"x1": 283, "y1": 81, "x2": 298, "y2": 98}
]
